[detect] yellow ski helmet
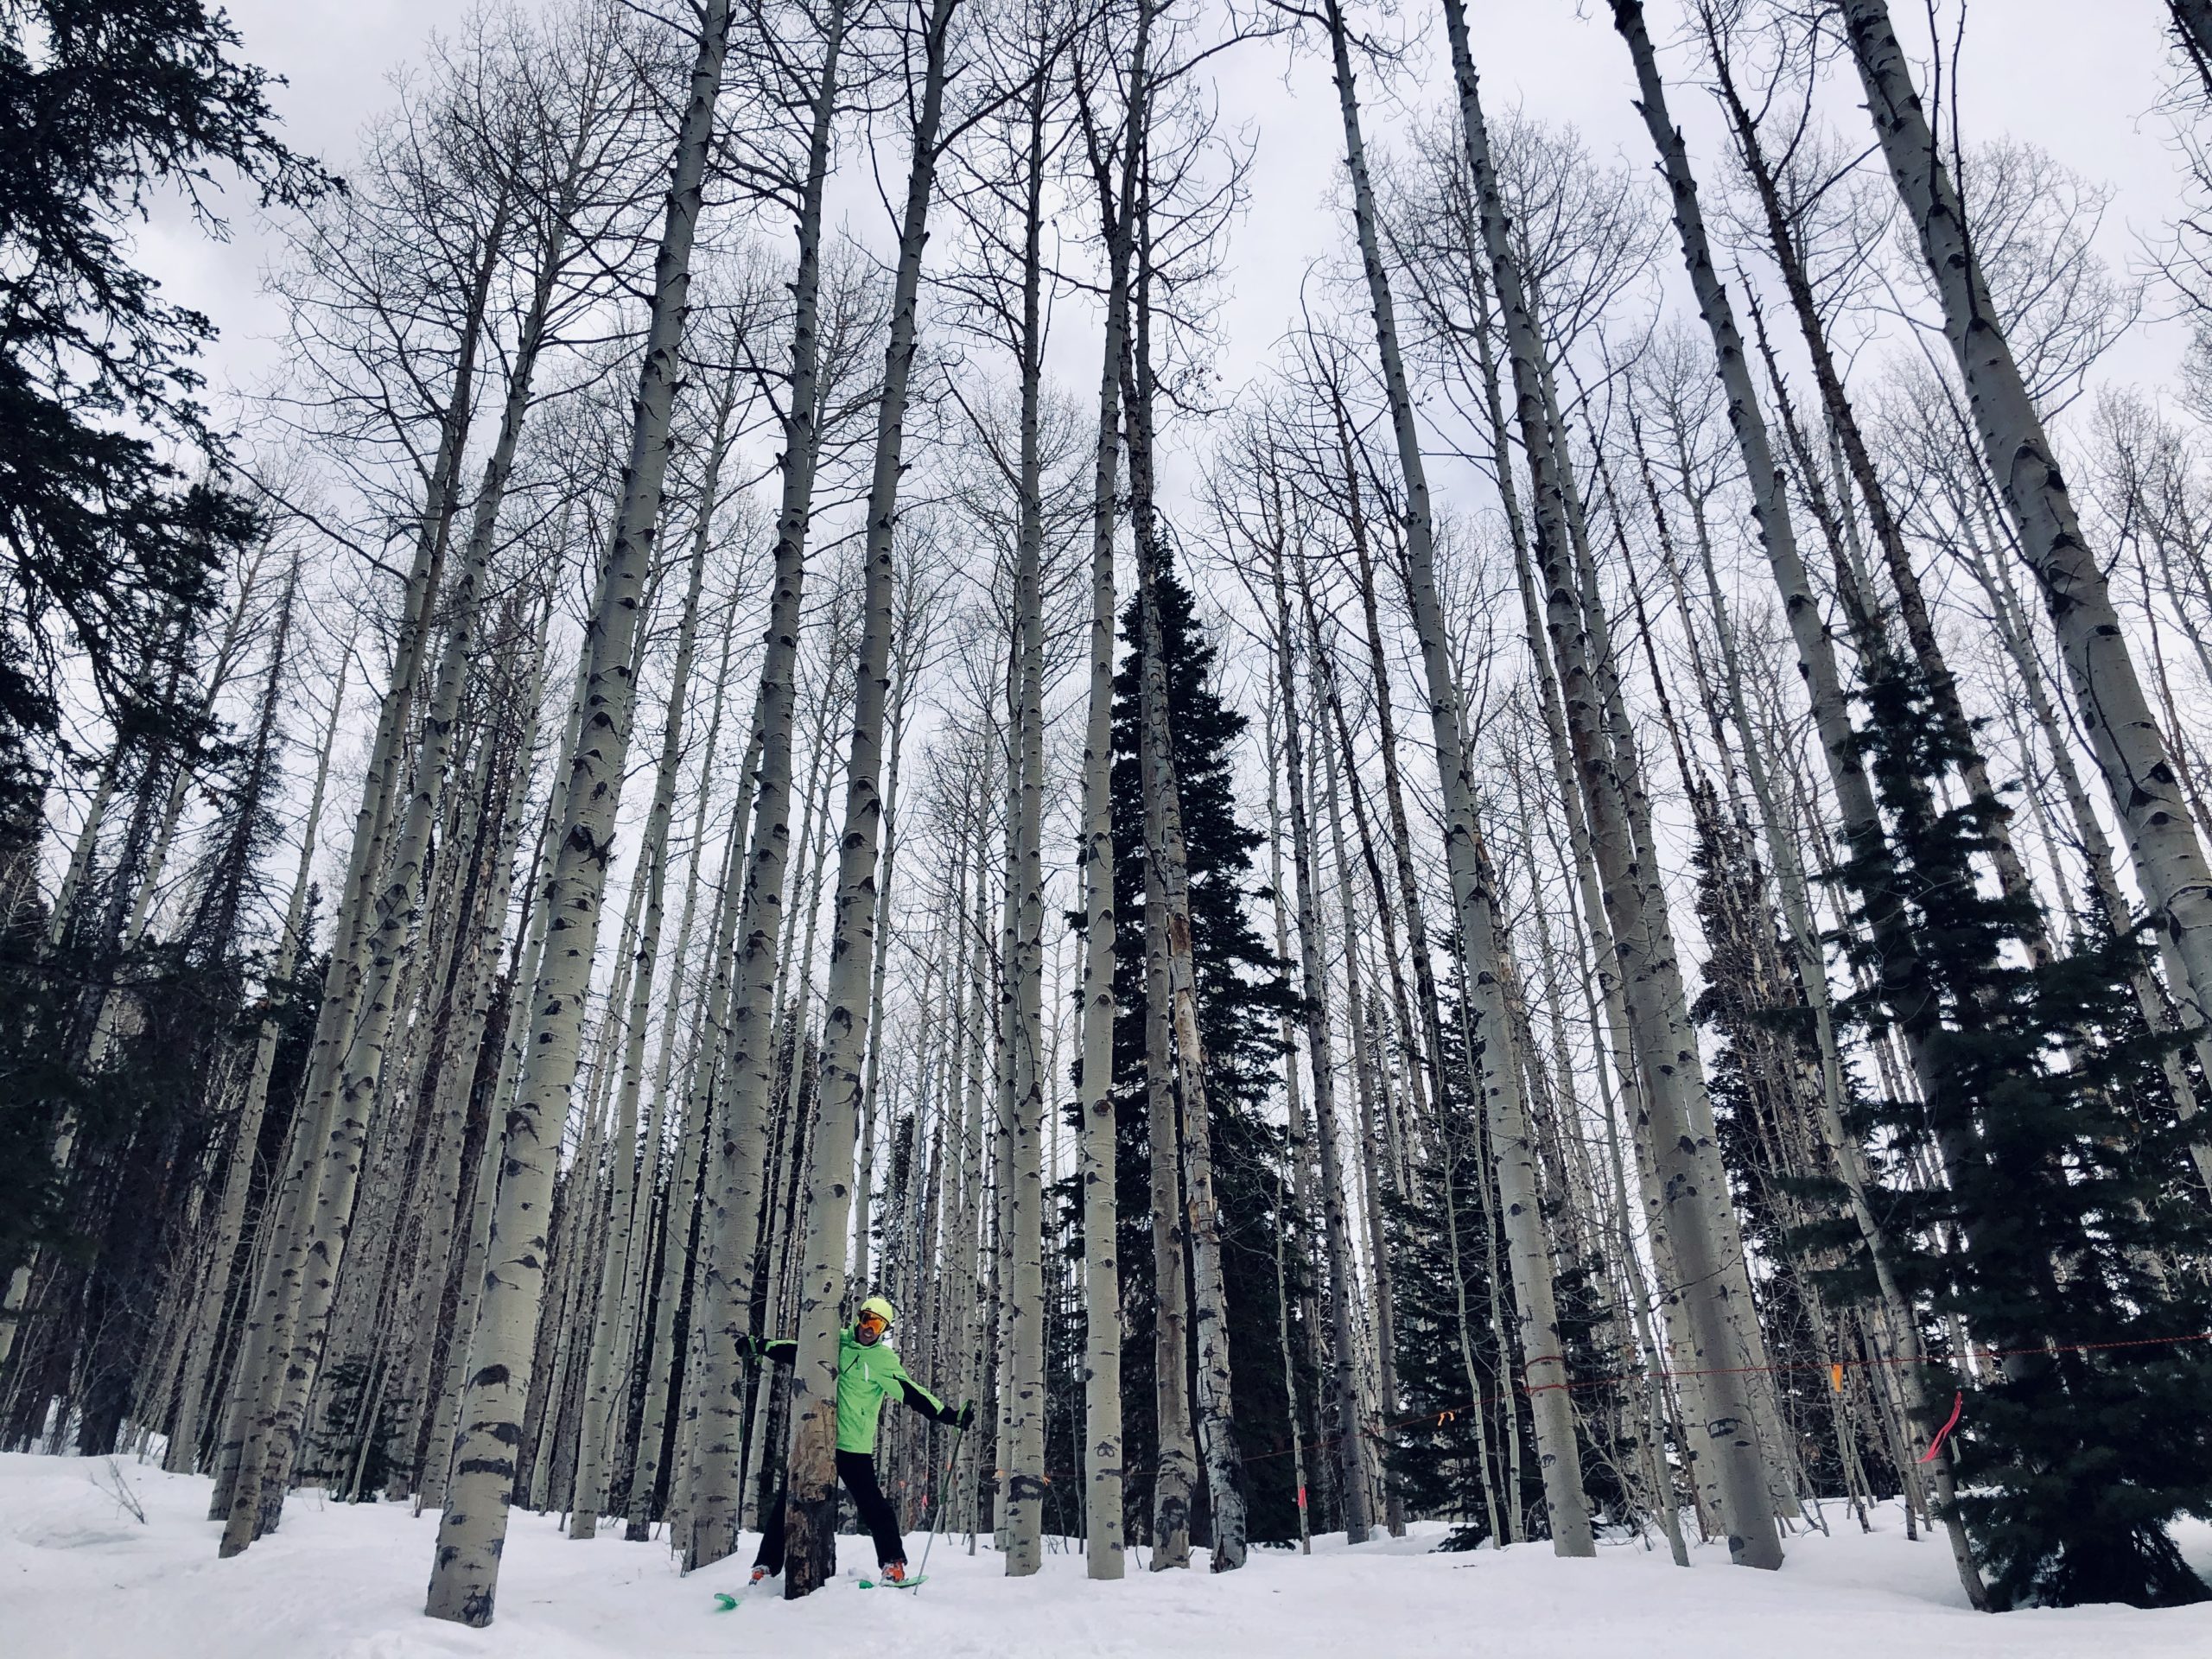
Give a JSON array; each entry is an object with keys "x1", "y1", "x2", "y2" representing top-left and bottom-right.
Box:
[{"x1": 858, "y1": 1294, "x2": 897, "y2": 1330}]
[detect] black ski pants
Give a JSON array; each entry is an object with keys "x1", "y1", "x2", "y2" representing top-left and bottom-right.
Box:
[{"x1": 752, "y1": 1449, "x2": 905, "y2": 1573}]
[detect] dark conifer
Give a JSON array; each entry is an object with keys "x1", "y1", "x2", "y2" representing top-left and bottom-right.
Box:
[{"x1": 1827, "y1": 662, "x2": 2212, "y2": 1609}]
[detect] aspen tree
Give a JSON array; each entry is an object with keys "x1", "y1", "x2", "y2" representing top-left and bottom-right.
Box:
[
  {"x1": 1427, "y1": 0, "x2": 1773, "y2": 1560},
  {"x1": 1071, "y1": 0, "x2": 1152, "y2": 1578},
  {"x1": 683, "y1": 0, "x2": 854, "y2": 1569},
  {"x1": 1261, "y1": 534, "x2": 1371, "y2": 1548},
  {"x1": 999, "y1": 51, "x2": 1055, "y2": 1572},
  {"x1": 1838, "y1": 0, "x2": 2212, "y2": 1059},
  {"x1": 852, "y1": 613, "x2": 919, "y2": 1291},
  {"x1": 424, "y1": 0, "x2": 732, "y2": 1624},
  {"x1": 569, "y1": 363, "x2": 741, "y2": 1539},
  {"x1": 778, "y1": 0, "x2": 963, "y2": 1596}
]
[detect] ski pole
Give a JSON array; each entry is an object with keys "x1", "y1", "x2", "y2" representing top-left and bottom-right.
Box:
[{"x1": 913, "y1": 1417, "x2": 967, "y2": 1583}]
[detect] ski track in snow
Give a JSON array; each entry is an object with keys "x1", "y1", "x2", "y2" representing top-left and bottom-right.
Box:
[{"x1": 7, "y1": 1452, "x2": 2211, "y2": 1658}]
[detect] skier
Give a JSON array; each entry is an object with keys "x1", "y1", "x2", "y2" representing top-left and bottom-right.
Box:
[{"x1": 742, "y1": 1294, "x2": 973, "y2": 1587}]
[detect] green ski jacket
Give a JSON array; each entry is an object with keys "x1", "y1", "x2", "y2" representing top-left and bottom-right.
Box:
[{"x1": 755, "y1": 1326, "x2": 955, "y2": 1455}]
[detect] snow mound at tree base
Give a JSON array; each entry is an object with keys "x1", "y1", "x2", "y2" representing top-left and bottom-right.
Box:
[{"x1": 5, "y1": 1452, "x2": 2209, "y2": 1658}]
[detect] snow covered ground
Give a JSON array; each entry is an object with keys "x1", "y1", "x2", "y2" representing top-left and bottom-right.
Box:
[{"x1": 6, "y1": 1452, "x2": 2210, "y2": 1659}]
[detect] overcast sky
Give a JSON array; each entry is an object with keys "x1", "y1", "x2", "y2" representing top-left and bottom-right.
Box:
[{"x1": 147, "y1": 0, "x2": 2196, "y2": 437}]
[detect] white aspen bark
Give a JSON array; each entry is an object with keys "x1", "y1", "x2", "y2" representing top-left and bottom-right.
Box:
[
  {"x1": 424, "y1": 4, "x2": 729, "y2": 1621},
  {"x1": 1311, "y1": 0, "x2": 1595, "y2": 1557},
  {"x1": 998, "y1": 61, "x2": 1052, "y2": 1580},
  {"x1": 681, "y1": 0, "x2": 849, "y2": 1573},
  {"x1": 949, "y1": 831, "x2": 990, "y2": 1548},
  {"x1": 1840, "y1": 0, "x2": 2212, "y2": 1051},
  {"x1": 229, "y1": 194, "x2": 566, "y2": 1556},
  {"x1": 1433, "y1": 0, "x2": 1768, "y2": 1563},
  {"x1": 569, "y1": 373, "x2": 734, "y2": 1540},
  {"x1": 166, "y1": 655, "x2": 348, "y2": 1477},
  {"x1": 779, "y1": 0, "x2": 957, "y2": 1597},
  {"x1": 1261, "y1": 692, "x2": 1327, "y2": 1550},
  {"x1": 1264, "y1": 545, "x2": 1371, "y2": 1548},
  {"x1": 1072, "y1": 0, "x2": 1149, "y2": 1578},
  {"x1": 203, "y1": 201, "x2": 504, "y2": 1531}
]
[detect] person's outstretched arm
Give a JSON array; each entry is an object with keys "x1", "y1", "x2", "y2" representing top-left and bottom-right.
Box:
[
  {"x1": 887, "y1": 1354, "x2": 970, "y2": 1427},
  {"x1": 741, "y1": 1335, "x2": 797, "y2": 1369}
]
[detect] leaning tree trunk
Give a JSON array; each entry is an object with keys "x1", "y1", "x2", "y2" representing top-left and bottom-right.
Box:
[
  {"x1": 1447, "y1": 0, "x2": 1771, "y2": 1561},
  {"x1": 1264, "y1": 540, "x2": 1372, "y2": 1548},
  {"x1": 1323, "y1": 0, "x2": 1597, "y2": 1556},
  {"x1": 778, "y1": 0, "x2": 957, "y2": 1599},
  {"x1": 166, "y1": 653, "x2": 347, "y2": 1476},
  {"x1": 1839, "y1": 0, "x2": 2212, "y2": 1066},
  {"x1": 681, "y1": 0, "x2": 849, "y2": 1572},
  {"x1": 424, "y1": 3, "x2": 730, "y2": 1624},
  {"x1": 570, "y1": 367, "x2": 735, "y2": 1541}
]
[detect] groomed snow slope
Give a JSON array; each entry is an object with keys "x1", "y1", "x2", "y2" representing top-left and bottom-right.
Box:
[{"x1": 7, "y1": 1452, "x2": 2210, "y2": 1658}]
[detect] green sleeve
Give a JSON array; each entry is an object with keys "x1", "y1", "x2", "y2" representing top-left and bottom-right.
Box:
[
  {"x1": 761, "y1": 1338, "x2": 798, "y2": 1369},
  {"x1": 888, "y1": 1355, "x2": 948, "y2": 1420}
]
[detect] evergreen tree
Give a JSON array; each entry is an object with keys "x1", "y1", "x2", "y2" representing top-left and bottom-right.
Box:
[
  {"x1": 1385, "y1": 969, "x2": 1630, "y2": 1547},
  {"x1": 1071, "y1": 550, "x2": 1302, "y2": 1545},
  {"x1": 1825, "y1": 662, "x2": 2212, "y2": 1610},
  {"x1": 1688, "y1": 772, "x2": 1899, "y2": 1505},
  {"x1": 1, "y1": 1, "x2": 324, "y2": 781}
]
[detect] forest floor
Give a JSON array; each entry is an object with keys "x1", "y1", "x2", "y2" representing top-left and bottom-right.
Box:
[{"x1": 6, "y1": 1451, "x2": 2212, "y2": 1658}]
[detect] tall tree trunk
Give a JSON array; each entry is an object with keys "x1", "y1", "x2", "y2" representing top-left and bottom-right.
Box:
[
  {"x1": 1123, "y1": 207, "x2": 1249, "y2": 1576},
  {"x1": 1840, "y1": 0, "x2": 2212, "y2": 1065},
  {"x1": 779, "y1": 0, "x2": 957, "y2": 1598},
  {"x1": 1072, "y1": 0, "x2": 1150, "y2": 1579},
  {"x1": 424, "y1": 3, "x2": 730, "y2": 1621},
  {"x1": 1319, "y1": 0, "x2": 1597, "y2": 1556},
  {"x1": 1433, "y1": 0, "x2": 1769, "y2": 1566},
  {"x1": 1001, "y1": 61, "x2": 1052, "y2": 1581},
  {"x1": 682, "y1": 0, "x2": 849, "y2": 1571}
]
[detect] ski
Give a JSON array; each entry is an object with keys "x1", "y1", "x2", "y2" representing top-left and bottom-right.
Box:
[{"x1": 857, "y1": 1574, "x2": 927, "y2": 1590}]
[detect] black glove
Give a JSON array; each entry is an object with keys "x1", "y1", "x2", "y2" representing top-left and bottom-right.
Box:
[{"x1": 950, "y1": 1400, "x2": 976, "y2": 1431}]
